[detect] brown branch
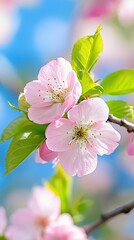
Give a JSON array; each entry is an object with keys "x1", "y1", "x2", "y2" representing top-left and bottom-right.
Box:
[
  {"x1": 84, "y1": 200, "x2": 134, "y2": 235},
  {"x1": 108, "y1": 114, "x2": 134, "y2": 133}
]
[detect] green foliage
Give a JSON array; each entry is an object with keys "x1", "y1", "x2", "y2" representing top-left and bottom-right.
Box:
[
  {"x1": 107, "y1": 100, "x2": 134, "y2": 121},
  {"x1": 83, "y1": 84, "x2": 104, "y2": 97},
  {"x1": 0, "y1": 236, "x2": 7, "y2": 240},
  {"x1": 101, "y1": 69, "x2": 134, "y2": 95},
  {"x1": 71, "y1": 195, "x2": 92, "y2": 223},
  {"x1": 5, "y1": 120, "x2": 47, "y2": 175},
  {"x1": 0, "y1": 115, "x2": 27, "y2": 143},
  {"x1": 71, "y1": 26, "x2": 103, "y2": 96},
  {"x1": 47, "y1": 166, "x2": 72, "y2": 213}
]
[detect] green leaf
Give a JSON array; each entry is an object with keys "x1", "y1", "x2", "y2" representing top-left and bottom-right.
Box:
[
  {"x1": 71, "y1": 26, "x2": 103, "y2": 95},
  {"x1": 101, "y1": 69, "x2": 134, "y2": 95},
  {"x1": 0, "y1": 236, "x2": 7, "y2": 240},
  {"x1": 107, "y1": 100, "x2": 134, "y2": 121},
  {"x1": 5, "y1": 122, "x2": 47, "y2": 175},
  {"x1": 71, "y1": 195, "x2": 92, "y2": 223},
  {"x1": 72, "y1": 25, "x2": 103, "y2": 75},
  {"x1": 47, "y1": 166, "x2": 72, "y2": 213},
  {"x1": 0, "y1": 115, "x2": 27, "y2": 143},
  {"x1": 83, "y1": 84, "x2": 104, "y2": 97},
  {"x1": 18, "y1": 93, "x2": 30, "y2": 112}
]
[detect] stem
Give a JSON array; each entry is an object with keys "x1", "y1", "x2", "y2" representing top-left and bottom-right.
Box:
[
  {"x1": 84, "y1": 200, "x2": 134, "y2": 235},
  {"x1": 108, "y1": 114, "x2": 134, "y2": 133}
]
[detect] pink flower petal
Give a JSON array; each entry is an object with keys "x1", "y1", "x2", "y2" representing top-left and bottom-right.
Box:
[
  {"x1": 6, "y1": 226, "x2": 34, "y2": 240},
  {"x1": 44, "y1": 214, "x2": 87, "y2": 240},
  {"x1": 28, "y1": 104, "x2": 63, "y2": 124},
  {"x1": 10, "y1": 209, "x2": 35, "y2": 231},
  {"x1": 38, "y1": 58, "x2": 72, "y2": 86},
  {"x1": 24, "y1": 80, "x2": 52, "y2": 107},
  {"x1": 28, "y1": 187, "x2": 60, "y2": 221},
  {"x1": 91, "y1": 122, "x2": 121, "y2": 155},
  {"x1": 58, "y1": 142, "x2": 97, "y2": 176},
  {"x1": 68, "y1": 98, "x2": 109, "y2": 124},
  {"x1": 24, "y1": 57, "x2": 81, "y2": 124},
  {"x1": 127, "y1": 133, "x2": 134, "y2": 155},
  {"x1": 46, "y1": 119, "x2": 75, "y2": 152},
  {"x1": 35, "y1": 142, "x2": 58, "y2": 163}
]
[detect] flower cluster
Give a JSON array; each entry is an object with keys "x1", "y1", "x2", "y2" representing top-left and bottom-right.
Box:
[
  {"x1": 24, "y1": 57, "x2": 120, "y2": 176},
  {"x1": 0, "y1": 186, "x2": 87, "y2": 240}
]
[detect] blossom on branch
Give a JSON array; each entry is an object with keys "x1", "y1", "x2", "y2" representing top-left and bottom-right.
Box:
[
  {"x1": 44, "y1": 214, "x2": 87, "y2": 240},
  {"x1": 46, "y1": 98, "x2": 121, "y2": 176},
  {"x1": 24, "y1": 58, "x2": 82, "y2": 124}
]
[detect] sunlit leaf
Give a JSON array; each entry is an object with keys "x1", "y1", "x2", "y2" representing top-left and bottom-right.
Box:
[
  {"x1": 0, "y1": 115, "x2": 27, "y2": 143},
  {"x1": 101, "y1": 69, "x2": 134, "y2": 95},
  {"x1": 71, "y1": 26, "x2": 103, "y2": 95},
  {"x1": 107, "y1": 100, "x2": 134, "y2": 121},
  {"x1": 5, "y1": 122, "x2": 47, "y2": 175}
]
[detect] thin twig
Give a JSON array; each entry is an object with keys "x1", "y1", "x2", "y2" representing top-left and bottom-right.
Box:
[
  {"x1": 108, "y1": 114, "x2": 134, "y2": 133},
  {"x1": 84, "y1": 200, "x2": 134, "y2": 235}
]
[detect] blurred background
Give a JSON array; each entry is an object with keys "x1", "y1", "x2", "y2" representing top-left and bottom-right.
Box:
[{"x1": 0, "y1": 0, "x2": 134, "y2": 239}]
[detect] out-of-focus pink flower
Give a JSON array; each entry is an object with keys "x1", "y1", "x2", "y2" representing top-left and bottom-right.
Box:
[
  {"x1": 35, "y1": 141, "x2": 58, "y2": 164},
  {"x1": 127, "y1": 133, "x2": 134, "y2": 156},
  {"x1": 46, "y1": 98, "x2": 121, "y2": 176},
  {"x1": 0, "y1": 207, "x2": 7, "y2": 236},
  {"x1": 84, "y1": 0, "x2": 120, "y2": 19},
  {"x1": 118, "y1": 0, "x2": 134, "y2": 26},
  {"x1": 9, "y1": 187, "x2": 60, "y2": 240},
  {"x1": 24, "y1": 58, "x2": 82, "y2": 124},
  {"x1": 44, "y1": 214, "x2": 87, "y2": 240}
]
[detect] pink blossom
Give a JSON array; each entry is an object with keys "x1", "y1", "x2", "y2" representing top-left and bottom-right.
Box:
[
  {"x1": 9, "y1": 187, "x2": 60, "y2": 239},
  {"x1": 84, "y1": 0, "x2": 120, "y2": 19},
  {"x1": 35, "y1": 141, "x2": 58, "y2": 164},
  {"x1": 46, "y1": 98, "x2": 121, "y2": 176},
  {"x1": 0, "y1": 207, "x2": 7, "y2": 236},
  {"x1": 127, "y1": 133, "x2": 134, "y2": 156},
  {"x1": 44, "y1": 214, "x2": 87, "y2": 240},
  {"x1": 24, "y1": 58, "x2": 82, "y2": 124}
]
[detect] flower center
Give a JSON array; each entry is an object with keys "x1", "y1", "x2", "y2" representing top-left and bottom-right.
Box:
[
  {"x1": 72, "y1": 125, "x2": 89, "y2": 142},
  {"x1": 50, "y1": 88, "x2": 69, "y2": 103},
  {"x1": 38, "y1": 77, "x2": 69, "y2": 104},
  {"x1": 35, "y1": 216, "x2": 49, "y2": 230}
]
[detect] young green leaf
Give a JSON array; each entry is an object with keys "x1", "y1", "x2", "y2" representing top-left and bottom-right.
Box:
[
  {"x1": 46, "y1": 166, "x2": 72, "y2": 213},
  {"x1": 101, "y1": 69, "x2": 134, "y2": 95},
  {"x1": 71, "y1": 26, "x2": 103, "y2": 95},
  {"x1": 107, "y1": 100, "x2": 134, "y2": 121},
  {"x1": 0, "y1": 115, "x2": 27, "y2": 143},
  {"x1": 72, "y1": 25, "x2": 103, "y2": 75},
  {"x1": 82, "y1": 84, "x2": 104, "y2": 97},
  {"x1": 5, "y1": 123, "x2": 47, "y2": 175}
]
